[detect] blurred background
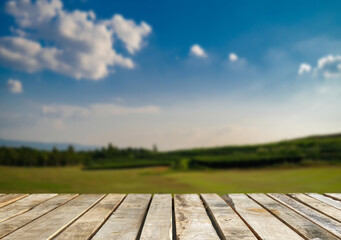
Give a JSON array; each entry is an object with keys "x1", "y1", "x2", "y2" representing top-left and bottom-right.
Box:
[{"x1": 0, "y1": 0, "x2": 340, "y2": 193}]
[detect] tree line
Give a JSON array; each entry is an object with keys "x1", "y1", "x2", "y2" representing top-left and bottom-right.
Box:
[
  {"x1": 1, "y1": 134, "x2": 341, "y2": 169},
  {"x1": 0, "y1": 143, "x2": 157, "y2": 167}
]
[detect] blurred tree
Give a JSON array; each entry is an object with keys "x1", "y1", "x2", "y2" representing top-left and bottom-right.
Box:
[
  {"x1": 67, "y1": 145, "x2": 75, "y2": 154},
  {"x1": 153, "y1": 144, "x2": 158, "y2": 153}
]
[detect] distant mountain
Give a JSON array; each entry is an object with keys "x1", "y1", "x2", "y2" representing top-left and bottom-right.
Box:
[{"x1": 0, "y1": 139, "x2": 99, "y2": 151}]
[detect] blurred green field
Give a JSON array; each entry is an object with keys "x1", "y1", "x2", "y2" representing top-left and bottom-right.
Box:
[{"x1": 0, "y1": 165, "x2": 340, "y2": 194}]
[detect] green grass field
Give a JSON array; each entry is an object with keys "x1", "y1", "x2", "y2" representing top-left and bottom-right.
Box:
[{"x1": 0, "y1": 165, "x2": 340, "y2": 194}]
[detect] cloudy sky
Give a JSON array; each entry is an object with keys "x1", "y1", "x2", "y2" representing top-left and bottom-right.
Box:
[{"x1": 1, "y1": 0, "x2": 341, "y2": 150}]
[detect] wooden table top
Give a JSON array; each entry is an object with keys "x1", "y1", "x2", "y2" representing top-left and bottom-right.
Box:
[{"x1": 0, "y1": 193, "x2": 340, "y2": 239}]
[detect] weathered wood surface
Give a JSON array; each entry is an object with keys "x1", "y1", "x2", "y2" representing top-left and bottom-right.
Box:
[
  {"x1": 201, "y1": 193, "x2": 256, "y2": 240},
  {"x1": 0, "y1": 194, "x2": 77, "y2": 238},
  {"x1": 3, "y1": 194, "x2": 104, "y2": 240},
  {"x1": 174, "y1": 194, "x2": 220, "y2": 240},
  {"x1": 92, "y1": 194, "x2": 151, "y2": 240},
  {"x1": 307, "y1": 193, "x2": 341, "y2": 210},
  {"x1": 222, "y1": 194, "x2": 303, "y2": 240},
  {"x1": 0, "y1": 193, "x2": 340, "y2": 239},
  {"x1": 0, "y1": 194, "x2": 56, "y2": 223},
  {"x1": 325, "y1": 193, "x2": 341, "y2": 201},
  {"x1": 289, "y1": 193, "x2": 341, "y2": 222},
  {"x1": 140, "y1": 194, "x2": 173, "y2": 240},
  {"x1": 0, "y1": 194, "x2": 28, "y2": 209},
  {"x1": 269, "y1": 193, "x2": 341, "y2": 238},
  {"x1": 248, "y1": 193, "x2": 339, "y2": 239},
  {"x1": 55, "y1": 194, "x2": 125, "y2": 240}
]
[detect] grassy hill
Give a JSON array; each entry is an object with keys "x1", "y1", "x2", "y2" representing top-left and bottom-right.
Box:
[
  {"x1": 1, "y1": 133, "x2": 341, "y2": 170},
  {"x1": 84, "y1": 133, "x2": 341, "y2": 170}
]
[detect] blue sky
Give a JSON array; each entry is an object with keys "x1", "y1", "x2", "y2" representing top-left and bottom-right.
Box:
[{"x1": 1, "y1": 0, "x2": 341, "y2": 150}]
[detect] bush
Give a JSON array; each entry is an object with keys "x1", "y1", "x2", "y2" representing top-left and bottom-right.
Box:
[{"x1": 171, "y1": 158, "x2": 192, "y2": 170}]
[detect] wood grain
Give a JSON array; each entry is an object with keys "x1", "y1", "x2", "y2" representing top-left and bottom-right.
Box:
[
  {"x1": 0, "y1": 194, "x2": 77, "y2": 238},
  {"x1": 325, "y1": 193, "x2": 341, "y2": 201},
  {"x1": 289, "y1": 193, "x2": 341, "y2": 222},
  {"x1": 54, "y1": 194, "x2": 125, "y2": 240},
  {"x1": 248, "y1": 193, "x2": 338, "y2": 240},
  {"x1": 174, "y1": 194, "x2": 220, "y2": 240},
  {"x1": 2, "y1": 194, "x2": 104, "y2": 240},
  {"x1": 222, "y1": 194, "x2": 303, "y2": 240},
  {"x1": 0, "y1": 194, "x2": 28, "y2": 209},
  {"x1": 140, "y1": 194, "x2": 173, "y2": 240},
  {"x1": 307, "y1": 193, "x2": 341, "y2": 210},
  {"x1": 268, "y1": 193, "x2": 341, "y2": 238},
  {"x1": 92, "y1": 194, "x2": 151, "y2": 240},
  {"x1": 201, "y1": 193, "x2": 256, "y2": 240},
  {"x1": 0, "y1": 194, "x2": 57, "y2": 223}
]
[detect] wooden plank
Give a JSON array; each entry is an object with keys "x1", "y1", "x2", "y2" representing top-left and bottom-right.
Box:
[
  {"x1": 0, "y1": 194, "x2": 28, "y2": 208},
  {"x1": 0, "y1": 194, "x2": 5, "y2": 198},
  {"x1": 325, "y1": 193, "x2": 341, "y2": 201},
  {"x1": 222, "y1": 194, "x2": 303, "y2": 240},
  {"x1": 92, "y1": 194, "x2": 151, "y2": 240},
  {"x1": 54, "y1": 194, "x2": 125, "y2": 240},
  {"x1": 140, "y1": 194, "x2": 173, "y2": 240},
  {"x1": 174, "y1": 194, "x2": 220, "y2": 240},
  {"x1": 0, "y1": 194, "x2": 77, "y2": 238},
  {"x1": 3, "y1": 194, "x2": 104, "y2": 240},
  {"x1": 0, "y1": 194, "x2": 57, "y2": 223},
  {"x1": 268, "y1": 193, "x2": 341, "y2": 238},
  {"x1": 201, "y1": 194, "x2": 256, "y2": 240},
  {"x1": 289, "y1": 193, "x2": 341, "y2": 222},
  {"x1": 307, "y1": 193, "x2": 341, "y2": 210},
  {"x1": 248, "y1": 193, "x2": 339, "y2": 240}
]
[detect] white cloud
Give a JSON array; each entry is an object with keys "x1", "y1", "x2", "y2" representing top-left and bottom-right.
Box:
[
  {"x1": 42, "y1": 103, "x2": 160, "y2": 119},
  {"x1": 105, "y1": 15, "x2": 152, "y2": 54},
  {"x1": 298, "y1": 63, "x2": 311, "y2": 75},
  {"x1": 317, "y1": 55, "x2": 341, "y2": 78},
  {"x1": 6, "y1": 0, "x2": 63, "y2": 27},
  {"x1": 0, "y1": 0, "x2": 152, "y2": 80},
  {"x1": 7, "y1": 78, "x2": 23, "y2": 93},
  {"x1": 299, "y1": 55, "x2": 341, "y2": 78},
  {"x1": 229, "y1": 53, "x2": 238, "y2": 62},
  {"x1": 42, "y1": 104, "x2": 89, "y2": 118},
  {"x1": 190, "y1": 44, "x2": 207, "y2": 58}
]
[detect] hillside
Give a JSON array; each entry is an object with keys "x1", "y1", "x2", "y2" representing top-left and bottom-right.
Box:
[{"x1": 1, "y1": 133, "x2": 341, "y2": 169}]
